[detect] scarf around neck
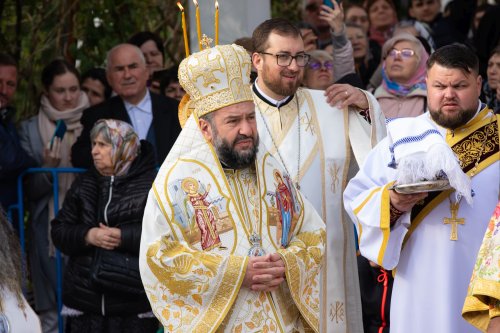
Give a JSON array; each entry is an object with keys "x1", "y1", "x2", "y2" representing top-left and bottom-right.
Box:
[
  {"x1": 381, "y1": 49, "x2": 428, "y2": 97},
  {"x1": 37, "y1": 92, "x2": 89, "y2": 256}
]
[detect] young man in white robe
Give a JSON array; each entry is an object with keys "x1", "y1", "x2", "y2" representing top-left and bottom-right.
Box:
[
  {"x1": 344, "y1": 44, "x2": 500, "y2": 333},
  {"x1": 251, "y1": 17, "x2": 386, "y2": 333},
  {"x1": 139, "y1": 43, "x2": 326, "y2": 333}
]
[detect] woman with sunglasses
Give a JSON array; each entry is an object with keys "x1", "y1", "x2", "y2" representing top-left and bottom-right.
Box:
[
  {"x1": 374, "y1": 32, "x2": 429, "y2": 118},
  {"x1": 302, "y1": 50, "x2": 335, "y2": 90}
]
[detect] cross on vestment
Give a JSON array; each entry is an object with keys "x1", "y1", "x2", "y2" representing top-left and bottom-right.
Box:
[
  {"x1": 190, "y1": 52, "x2": 225, "y2": 88},
  {"x1": 443, "y1": 202, "x2": 464, "y2": 241}
]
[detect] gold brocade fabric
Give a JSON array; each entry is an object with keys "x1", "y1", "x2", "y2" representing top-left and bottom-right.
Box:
[
  {"x1": 449, "y1": 109, "x2": 499, "y2": 173},
  {"x1": 462, "y1": 202, "x2": 500, "y2": 332},
  {"x1": 407, "y1": 108, "x2": 499, "y2": 237},
  {"x1": 140, "y1": 115, "x2": 325, "y2": 333}
]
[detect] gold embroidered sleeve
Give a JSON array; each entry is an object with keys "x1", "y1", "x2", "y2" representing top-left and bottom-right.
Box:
[
  {"x1": 278, "y1": 227, "x2": 326, "y2": 333},
  {"x1": 145, "y1": 237, "x2": 247, "y2": 333}
]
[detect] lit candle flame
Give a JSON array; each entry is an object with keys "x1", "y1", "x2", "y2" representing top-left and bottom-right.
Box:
[
  {"x1": 193, "y1": 0, "x2": 202, "y2": 50},
  {"x1": 177, "y1": 2, "x2": 190, "y2": 56}
]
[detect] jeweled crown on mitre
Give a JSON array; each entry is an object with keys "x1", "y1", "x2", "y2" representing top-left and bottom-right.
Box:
[{"x1": 177, "y1": 43, "x2": 253, "y2": 125}]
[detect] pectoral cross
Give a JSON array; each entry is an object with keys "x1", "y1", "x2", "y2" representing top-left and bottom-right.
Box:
[
  {"x1": 248, "y1": 233, "x2": 265, "y2": 257},
  {"x1": 443, "y1": 202, "x2": 464, "y2": 241}
]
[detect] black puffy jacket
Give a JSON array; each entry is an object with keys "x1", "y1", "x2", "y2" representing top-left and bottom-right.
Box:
[{"x1": 51, "y1": 141, "x2": 157, "y2": 316}]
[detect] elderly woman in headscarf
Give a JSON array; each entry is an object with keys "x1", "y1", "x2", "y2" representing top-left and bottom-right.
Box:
[
  {"x1": 51, "y1": 119, "x2": 158, "y2": 333},
  {"x1": 374, "y1": 32, "x2": 429, "y2": 118}
]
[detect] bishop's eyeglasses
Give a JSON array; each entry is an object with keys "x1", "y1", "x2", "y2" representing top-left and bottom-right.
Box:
[{"x1": 259, "y1": 52, "x2": 311, "y2": 67}]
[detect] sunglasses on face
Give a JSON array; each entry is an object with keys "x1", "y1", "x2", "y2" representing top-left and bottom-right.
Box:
[
  {"x1": 308, "y1": 60, "x2": 334, "y2": 70},
  {"x1": 387, "y1": 48, "x2": 415, "y2": 59}
]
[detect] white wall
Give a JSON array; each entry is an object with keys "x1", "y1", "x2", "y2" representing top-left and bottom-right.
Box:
[{"x1": 188, "y1": 0, "x2": 271, "y2": 51}]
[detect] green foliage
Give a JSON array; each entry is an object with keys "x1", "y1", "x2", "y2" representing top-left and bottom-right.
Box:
[
  {"x1": 0, "y1": 0, "x2": 185, "y2": 120},
  {"x1": 271, "y1": 0, "x2": 302, "y2": 23},
  {"x1": 0, "y1": 0, "x2": 302, "y2": 121}
]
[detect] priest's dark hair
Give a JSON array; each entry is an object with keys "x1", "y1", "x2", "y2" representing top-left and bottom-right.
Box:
[
  {"x1": 252, "y1": 18, "x2": 302, "y2": 53},
  {"x1": 427, "y1": 43, "x2": 479, "y2": 76}
]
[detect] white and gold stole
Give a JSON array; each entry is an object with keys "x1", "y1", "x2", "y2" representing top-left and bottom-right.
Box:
[{"x1": 254, "y1": 87, "x2": 385, "y2": 333}]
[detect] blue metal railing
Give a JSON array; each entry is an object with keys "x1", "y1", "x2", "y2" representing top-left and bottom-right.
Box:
[{"x1": 13, "y1": 167, "x2": 86, "y2": 333}]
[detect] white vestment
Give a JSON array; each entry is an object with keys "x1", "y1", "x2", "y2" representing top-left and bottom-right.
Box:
[
  {"x1": 140, "y1": 116, "x2": 326, "y2": 332},
  {"x1": 253, "y1": 86, "x2": 386, "y2": 333},
  {"x1": 344, "y1": 108, "x2": 500, "y2": 333}
]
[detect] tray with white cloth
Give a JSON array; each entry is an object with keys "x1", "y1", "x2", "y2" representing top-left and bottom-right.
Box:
[{"x1": 389, "y1": 179, "x2": 452, "y2": 194}]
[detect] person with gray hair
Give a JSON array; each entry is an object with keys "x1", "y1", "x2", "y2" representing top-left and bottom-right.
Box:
[
  {"x1": 52, "y1": 119, "x2": 159, "y2": 333},
  {"x1": 71, "y1": 43, "x2": 181, "y2": 168}
]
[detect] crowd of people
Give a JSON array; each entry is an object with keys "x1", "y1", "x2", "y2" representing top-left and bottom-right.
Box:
[{"x1": 1, "y1": 0, "x2": 500, "y2": 332}]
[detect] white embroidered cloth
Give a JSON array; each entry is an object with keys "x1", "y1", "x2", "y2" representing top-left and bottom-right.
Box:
[{"x1": 386, "y1": 117, "x2": 472, "y2": 203}]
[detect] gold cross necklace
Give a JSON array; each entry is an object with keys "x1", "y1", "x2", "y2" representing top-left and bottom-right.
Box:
[{"x1": 444, "y1": 197, "x2": 464, "y2": 240}]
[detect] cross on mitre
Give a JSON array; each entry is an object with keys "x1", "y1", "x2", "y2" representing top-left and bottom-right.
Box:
[
  {"x1": 190, "y1": 51, "x2": 225, "y2": 88},
  {"x1": 201, "y1": 34, "x2": 213, "y2": 49}
]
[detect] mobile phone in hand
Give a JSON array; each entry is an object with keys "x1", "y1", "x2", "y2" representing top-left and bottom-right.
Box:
[
  {"x1": 50, "y1": 119, "x2": 67, "y2": 149},
  {"x1": 323, "y1": 0, "x2": 341, "y2": 8}
]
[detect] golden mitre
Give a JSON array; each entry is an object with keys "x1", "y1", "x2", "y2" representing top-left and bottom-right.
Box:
[{"x1": 177, "y1": 43, "x2": 253, "y2": 126}]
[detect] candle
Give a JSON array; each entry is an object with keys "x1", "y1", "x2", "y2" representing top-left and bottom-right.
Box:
[
  {"x1": 193, "y1": 0, "x2": 202, "y2": 50},
  {"x1": 177, "y1": 2, "x2": 190, "y2": 56},
  {"x1": 215, "y1": 1, "x2": 219, "y2": 45}
]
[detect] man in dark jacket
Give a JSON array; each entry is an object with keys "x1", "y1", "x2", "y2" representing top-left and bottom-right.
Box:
[
  {"x1": 71, "y1": 44, "x2": 181, "y2": 168},
  {"x1": 0, "y1": 53, "x2": 36, "y2": 211}
]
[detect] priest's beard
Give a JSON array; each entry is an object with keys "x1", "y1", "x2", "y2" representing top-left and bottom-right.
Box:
[
  {"x1": 261, "y1": 63, "x2": 303, "y2": 97},
  {"x1": 212, "y1": 131, "x2": 259, "y2": 169},
  {"x1": 429, "y1": 106, "x2": 477, "y2": 129},
  {"x1": 0, "y1": 209, "x2": 24, "y2": 311}
]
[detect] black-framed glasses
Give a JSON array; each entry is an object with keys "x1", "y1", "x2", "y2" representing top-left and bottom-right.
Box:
[
  {"x1": 308, "y1": 60, "x2": 334, "y2": 71},
  {"x1": 388, "y1": 48, "x2": 415, "y2": 59},
  {"x1": 259, "y1": 52, "x2": 311, "y2": 67}
]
